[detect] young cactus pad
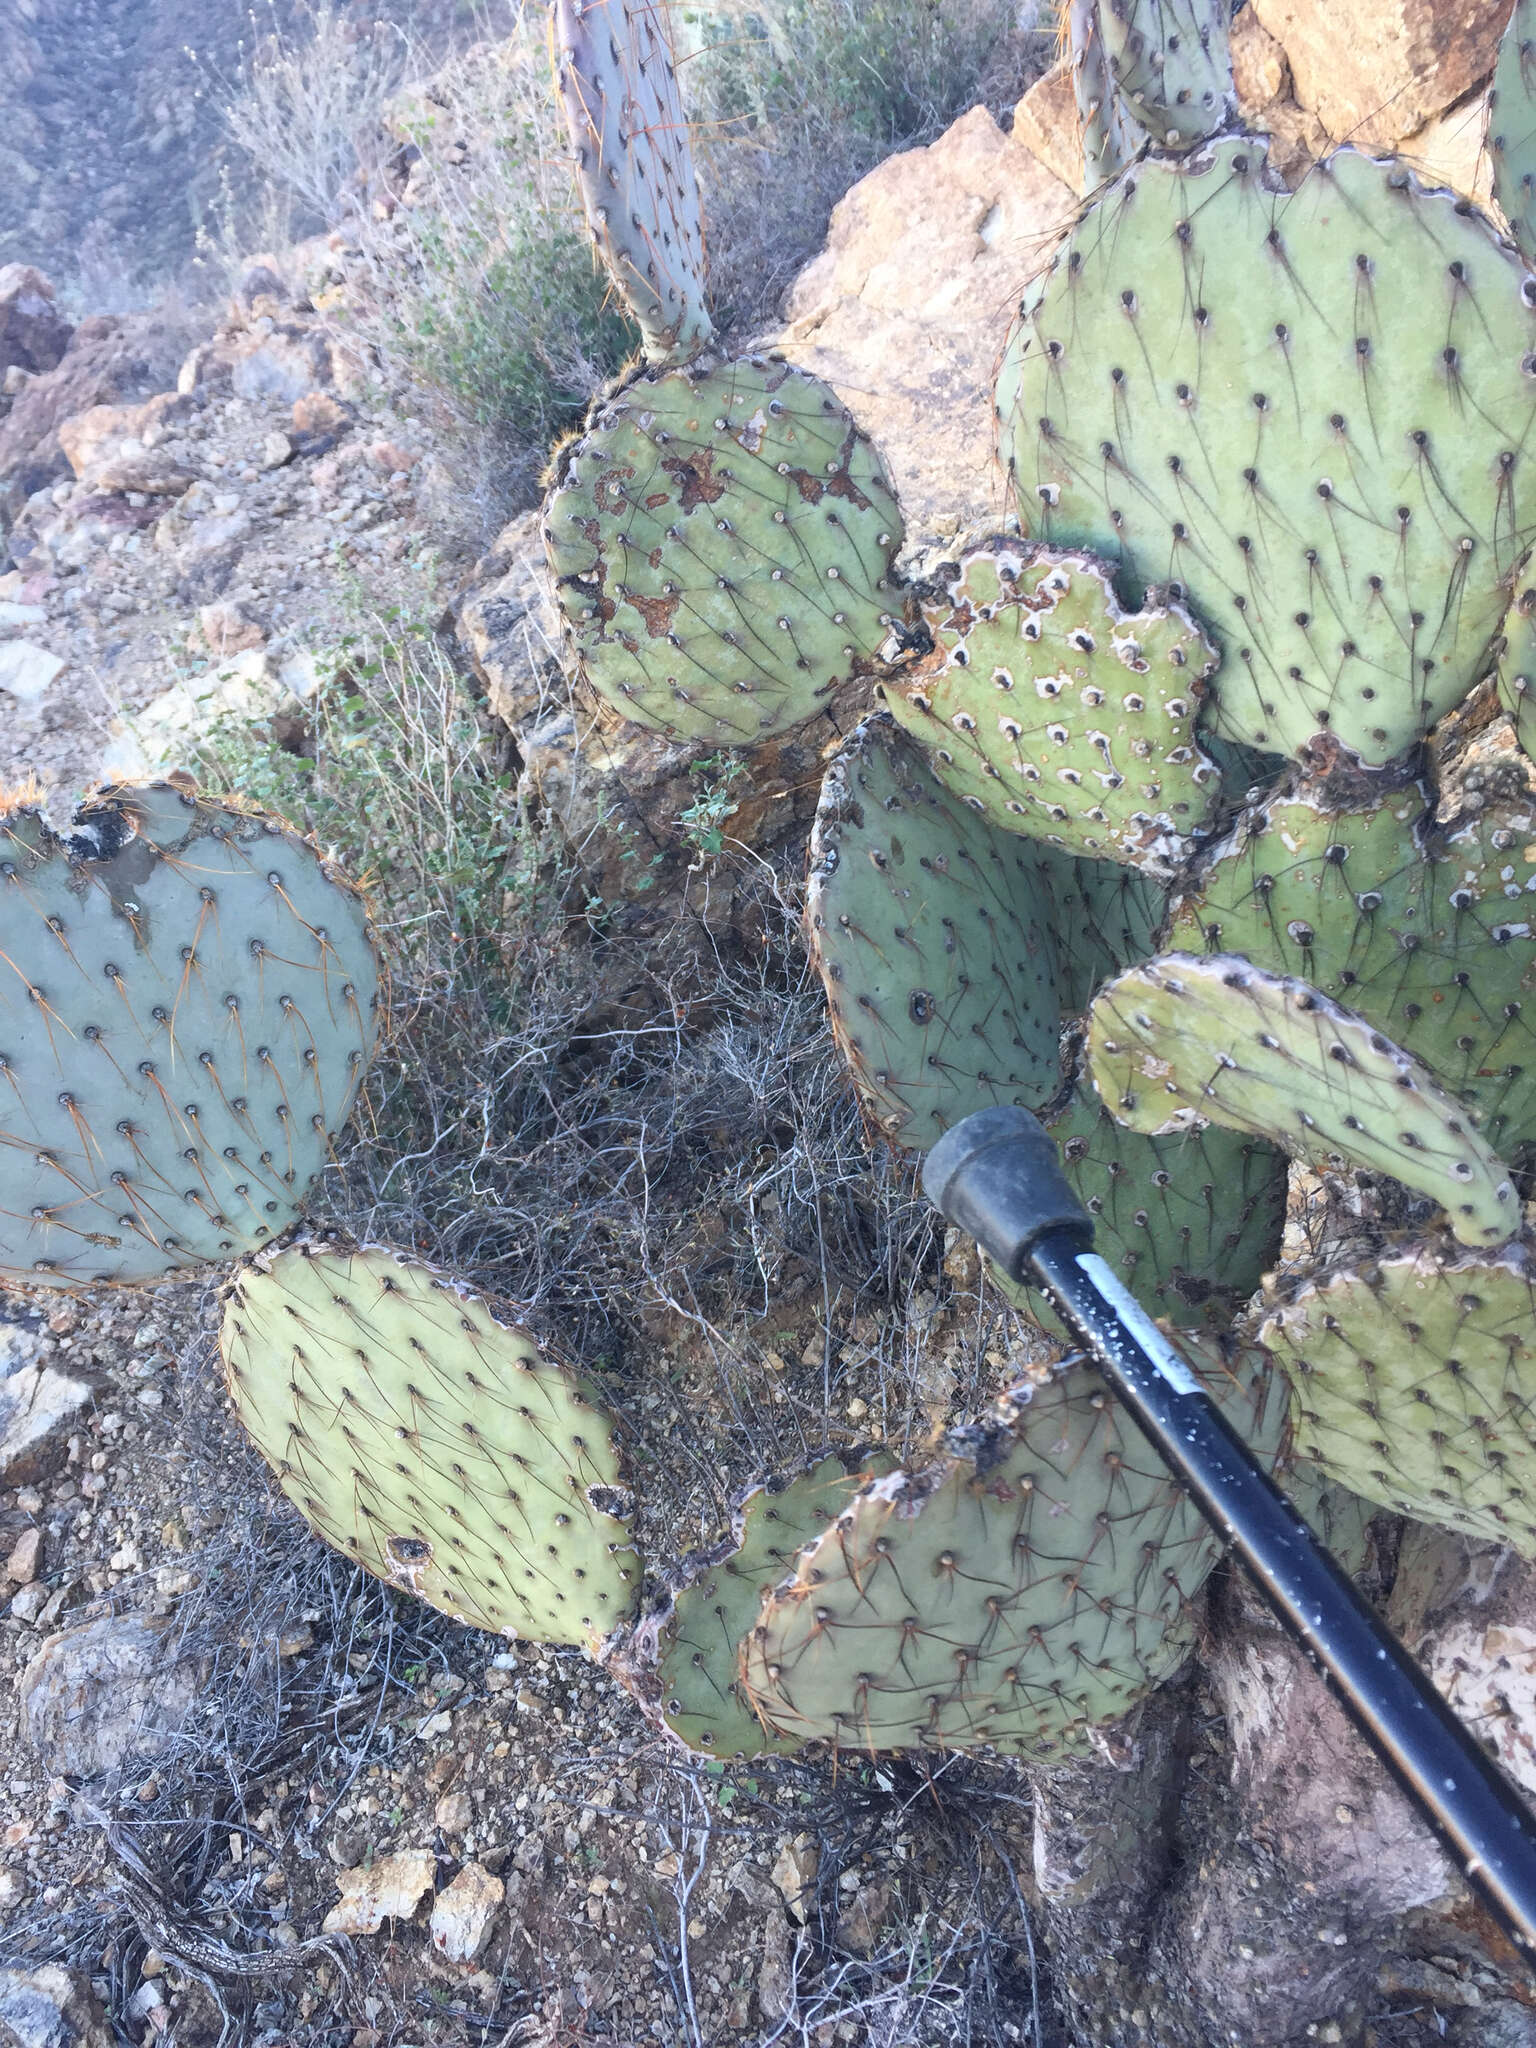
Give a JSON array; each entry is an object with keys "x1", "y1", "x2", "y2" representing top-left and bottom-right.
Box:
[
  {"x1": 1087, "y1": 953, "x2": 1519, "y2": 1246},
  {"x1": 546, "y1": 354, "x2": 904, "y2": 746},
  {"x1": 998, "y1": 137, "x2": 1536, "y2": 766},
  {"x1": 1166, "y1": 782, "x2": 1536, "y2": 1150},
  {"x1": 739, "y1": 1342, "x2": 1284, "y2": 1756},
  {"x1": 882, "y1": 538, "x2": 1221, "y2": 877},
  {"x1": 221, "y1": 1242, "x2": 640, "y2": 1644},
  {"x1": 613, "y1": 1449, "x2": 895, "y2": 1758},
  {"x1": 1259, "y1": 1236, "x2": 1536, "y2": 1559},
  {"x1": 552, "y1": 0, "x2": 712, "y2": 364},
  {"x1": 1490, "y1": 0, "x2": 1536, "y2": 270},
  {"x1": 0, "y1": 781, "x2": 381, "y2": 1288}
]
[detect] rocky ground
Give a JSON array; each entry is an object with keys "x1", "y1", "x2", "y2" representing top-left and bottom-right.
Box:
[{"x1": 3, "y1": 4, "x2": 1536, "y2": 2047}]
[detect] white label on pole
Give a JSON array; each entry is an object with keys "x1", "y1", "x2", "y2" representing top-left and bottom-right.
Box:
[{"x1": 1074, "y1": 1251, "x2": 1203, "y2": 1396}]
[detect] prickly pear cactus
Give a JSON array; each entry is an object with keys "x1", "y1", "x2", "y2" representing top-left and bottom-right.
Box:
[
  {"x1": 1096, "y1": 0, "x2": 1236, "y2": 147},
  {"x1": 612, "y1": 1448, "x2": 895, "y2": 1758},
  {"x1": 221, "y1": 1241, "x2": 640, "y2": 1644},
  {"x1": 998, "y1": 137, "x2": 1536, "y2": 767},
  {"x1": 739, "y1": 1341, "x2": 1285, "y2": 1756},
  {"x1": 1259, "y1": 1236, "x2": 1536, "y2": 1558},
  {"x1": 1490, "y1": 0, "x2": 1536, "y2": 269},
  {"x1": 1495, "y1": 582, "x2": 1536, "y2": 761},
  {"x1": 882, "y1": 538, "x2": 1222, "y2": 877},
  {"x1": 546, "y1": 355, "x2": 905, "y2": 745},
  {"x1": 0, "y1": 781, "x2": 381, "y2": 1288},
  {"x1": 1088, "y1": 953, "x2": 1520, "y2": 1246},
  {"x1": 804, "y1": 718, "x2": 1068, "y2": 1148},
  {"x1": 1041, "y1": 1078, "x2": 1286, "y2": 1329},
  {"x1": 1069, "y1": 0, "x2": 1148, "y2": 191},
  {"x1": 552, "y1": 0, "x2": 712, "y2": 364},
  {"x1": 1167, "y1": 781, "x2": 1536, "y2": 1151}
]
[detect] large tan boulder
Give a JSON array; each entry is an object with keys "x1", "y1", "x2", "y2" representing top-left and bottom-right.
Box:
[
  {"x1": 777, "y1": 104, "x2": 1076, "y2": 535},
  {"x1": 1249, "y1": 0, "x2": 1507, "y2": 151}
]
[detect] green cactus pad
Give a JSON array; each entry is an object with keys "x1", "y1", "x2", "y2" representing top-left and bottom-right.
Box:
[
  {"x1": 806, "y1": 718, "x2": 1067, "y2": 1149},
  {"x1": 1278, "y1": 1459, "x2": 1378, "y2": 1579},
  {"x1": 0, "y1": 781, "x2": 381, "y2": 1288},
  {"x1": 553, "y1": 0, "x2": 712, "y2": 364},
  {"x1": 1052, "y1": 858, "x2": 1169, "y2": 1014},
  {"x1": 1045, "y1": 1080, "x2": 1286, "y2": 1328},
  {"x1": 998, "y1": 137, "x2": 1536, "y2": 767},
  {"x1": 1098, "y1": 0, "x2": 1236, "y2": 147},
  {"x1": 221, "y1": 1241, "x2": 640, "y2": 1644},
  {"x1": 1495, "y1": 581, "x2": 1536, "y2": 761},
  {"x1": 1490, "y1": 1, "x2": 1536, "y2": 270},
  {"x1": 1259, "y1": 1236, "x2": 1536, "y2": 1558},
  {"x1": 739, "y1": 1340, "x2": 1284, "y2": 1755},
  {"x1": 546, "y1": 354, "x2": 904, "y2": 746},
  {"x1": 883, "y1": 538, "x2": 1222, "y2": 878},
  {"x1": 614, "y1": 1449, "x2": 896, "y2": 1758},
  {"x1": 1088, "y1": 953, "x2": 1519, "y2": 1246},
  {"x1": 1168, "y1": 784, "x2": 1536, "y2": 1150},
  {"x1": 1070, "y1": 0, "x2": 1148, "y2": 192}
]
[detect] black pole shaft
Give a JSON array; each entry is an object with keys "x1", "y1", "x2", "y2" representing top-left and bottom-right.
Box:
[{"x1": 1031, "y1": 1223, "x2": 1536, "y2": 1961}]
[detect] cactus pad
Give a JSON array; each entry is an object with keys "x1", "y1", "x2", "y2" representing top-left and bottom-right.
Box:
[
  {"x1": 553, "y1": 0, "x2": 712, "y2": 364},
  {"x1": 883, "y1": 538, "x2": 1221, "y2": 878},
  {"x1": 0, "y1": 781, "x2": 380, "y2": 1288},
  {"x1": 1088, "y1": 954, "x2": 1519, "y2": 1246},
  {"x1": 221, "y1": 1241, "x2": 640, "y2": 1644},
  {"x1": 806, "y1": 719, "x2": 1067, "y2": 1149},
  {"x1": 1098, "y1": 0, "x2": 1236, "y2": 147},
  {"x1": 1045, "y1": 1079, "x2": 1286, "y2": 1328},
  {"x1": 1495, "y1": 581, "x2": 1536, "y2": 761},
  {"x1": 1490, "y1": 1, "x2": 1536, "y2": 270},
  {"x1": 614, "y1": 1449, "x2": 895, "y2": 1758},
  {"x1": 1279, "y1": 1459, "x2": 1378, "y2": 1579},
  {"x1": 1259, "y1": 1236, "x2": 1536, "y2": 1558},
  {"x1": 739, "y1": 1341, "x2": 1283, "y2": 1755},
  {"x1": 998, "y1": 137, "x2": 1536, "y2": 766},
  {"x1": 546, "y1": 355, "x2": 904, "y2": 744},
  {"x1": 1168, "y1": 784, "x2": 1536, "y2": 1150}
]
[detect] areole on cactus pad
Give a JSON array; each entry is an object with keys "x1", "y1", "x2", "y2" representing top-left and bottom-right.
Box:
[
  {"x1": 221, "y1": 1240, "x2": 640, "y2": 1645},
  {"x1": 0, "y1": 780, "x2": 381, "y2": 1288},
  {"x1": 998, "y1": 136, "x2": 1536, "y2": 768},
  {"x1": 546, "y1": 354, "x2": 905, "y2": 746}
]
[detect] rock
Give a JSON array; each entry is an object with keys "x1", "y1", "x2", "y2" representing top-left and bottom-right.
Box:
[
  {"x1": 835, "y1": 1881, "x2": 891, "y2": 1959},
  {"x1": 0, "y1": 1353, "x2": 98, "y2": 1484},
  {"x1": 197, "y1": 599, "x2": 266, "y2": 655},
  {"x1": 1012, "y1": 59, "x2": 1082, "y2": 193},
  {"x1": 757, "y1": 1908, "x2": 794, "y2": 2023},
  {"x1": 0, "y1": 1964, "x2": 111, "y2": 2048},
  {"x1": 229, "y1": 329, "x2": 333, "y2": 404},
  {"x1": 1248, "y1": 0, "x2": 1508, "y2": 150},
  {"x1": 1231, "y1": 5, "x2": 1292, "y2": 108},
  {"x1": 0, "y1": 313, "x2": 188, "y2": 526},
  {"x1": 8, "y1": 1584, "x2": 46, "y2": 1624},
  {"x1": 0, "y1": 265, "x2": 71, "y2": 380},
  {"x1": 434, "y1": 1788, "x2": 473, "y2": 1835},
  {"x1": 456, "y1": 509, "x2": 563, "y2": 730},
  {"x1": 0, "y1": 639, "x2": 62, "y2": 705},
  {"x1": 322, "y1": 1850, "x2": 436, "y2": 1934},
  {"x1": 1388, "y1": 1524, "x2": 1536, "y2": 1799},
  {"x1": 20, "y1": 1614, "x2": 204, "y2": 1779},
  {"x1": 291, "y1": 390, "x2": 351, "y2": 435},
  {"x1": 778, "y1": 104, "x2": 1075, "y2": 532},
  {"x1": 1398, "y1": 86, "x2": 1495, "y2": 205},
  {"x1": 770, "y1": 1836, "x2": 817, "y2": 1925},
  {"x1": 259, "y1": 431, "x2": 294, "y2": 471},
  {"x1": 429, "y1": 1862, "x2": 503, "y2": 1963},
  {"x1": 5, "y1": 1526, "x2": 41, "y2": 1585}
]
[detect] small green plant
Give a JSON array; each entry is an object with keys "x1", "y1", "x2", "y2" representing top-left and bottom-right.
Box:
[{"x1": 678, "y1": 755, "x2": 747, "y2": 861}]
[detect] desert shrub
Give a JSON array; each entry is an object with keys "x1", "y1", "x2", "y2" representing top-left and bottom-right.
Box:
[{"x1": 681, "y1": 0, "x2": 1044, "y2": 331}]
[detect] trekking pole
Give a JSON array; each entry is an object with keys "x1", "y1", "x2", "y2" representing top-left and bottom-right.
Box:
[{"x1": 923, "y1": 1103, "x2": 1536, "y2": 1962}]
